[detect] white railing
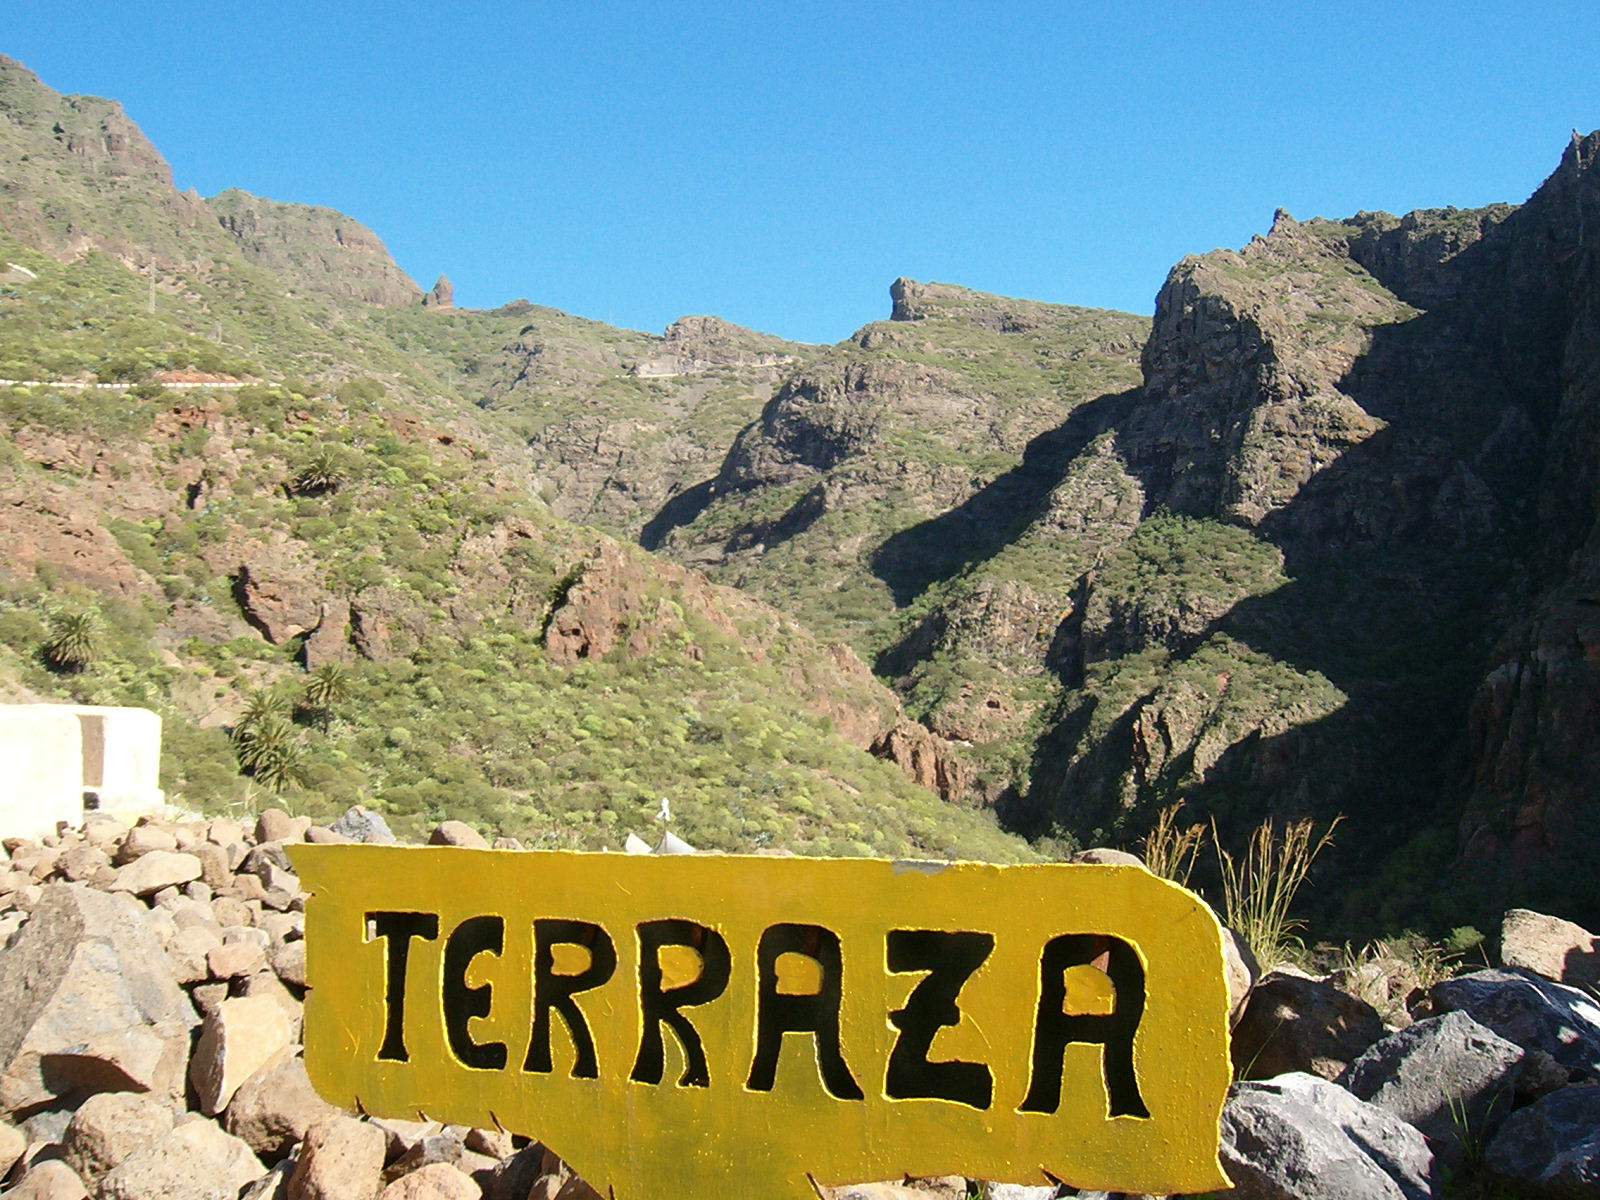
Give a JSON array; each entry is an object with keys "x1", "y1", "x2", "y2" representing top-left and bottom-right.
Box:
[{"x1": 0, "y1": 378, "x2": 251, "y2": 390}]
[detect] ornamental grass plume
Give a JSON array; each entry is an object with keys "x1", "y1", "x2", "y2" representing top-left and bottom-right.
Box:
[{"x1": 1213, "y1": 814, "x2": 1342, "y2": 967}]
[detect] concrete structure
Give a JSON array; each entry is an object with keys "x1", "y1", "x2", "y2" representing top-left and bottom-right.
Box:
[{"x1": 0, "y1": 705, "x2": 165, "y2": 840}]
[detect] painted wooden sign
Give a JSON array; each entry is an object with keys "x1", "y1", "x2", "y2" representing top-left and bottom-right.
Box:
[{"x1": 287, "y1": 846, "x2": 1232, "y2": 1198}]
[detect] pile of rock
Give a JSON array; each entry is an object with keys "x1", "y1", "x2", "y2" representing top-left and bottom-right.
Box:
[
  {"x1": 0, "y1": 805, "x2": 597, "y2": 1200},
  {"x1": 1, "y1": 808, "x2": 1597, "y2": 1200},
  {"x1": 1203, "y1": 907, "x2": 1600, "y2": 1199}
]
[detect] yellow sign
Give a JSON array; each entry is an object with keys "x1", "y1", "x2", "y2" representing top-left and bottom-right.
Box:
[{"x1": 287, "y1": 847, "x2": 1231, "y2": 1199}]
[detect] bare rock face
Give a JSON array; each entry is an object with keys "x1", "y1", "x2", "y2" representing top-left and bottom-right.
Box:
[
  {"x1": 870, "y1": 722, "x2": 969, "y2": 802},
  {"x1": 208, "y1": 188, "x2": 423, "y2": 308},
  {"x1": 302, "y1": 599, "x2": 354, "y2": 669},
  {"x1": 236, "y1": 546, "x2": 326, "y2": 644},
  {"x1": 0, "y1": 883, "x2": 197, "y2": 1112}
]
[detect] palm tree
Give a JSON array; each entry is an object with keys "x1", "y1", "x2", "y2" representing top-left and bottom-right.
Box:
[{"x1": 41, "y1": 610, "x2": 102, "y2": 673}]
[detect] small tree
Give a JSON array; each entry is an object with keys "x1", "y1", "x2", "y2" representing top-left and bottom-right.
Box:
[
  {"x1": 41, "y1": 610, "x2": 102, "y2": 673},
  {"x1": 232, "y1": 711, "x2": 306, "y2": 793},
  {"x1": 299, "y1": 662, "x2": 352, "y2": 730},
  {"x1": 291, "y1": 446, "x2": 349, "y2": 496}
]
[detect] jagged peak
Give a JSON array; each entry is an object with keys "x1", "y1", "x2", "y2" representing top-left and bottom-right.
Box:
[{"x1": 423, "y1": 274, "x2": 455, "y2": 309}]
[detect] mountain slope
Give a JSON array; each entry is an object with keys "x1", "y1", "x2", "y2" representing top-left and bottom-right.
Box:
[{"x1": 0, "y1": 54, "x2": 1029, "y2": 862}]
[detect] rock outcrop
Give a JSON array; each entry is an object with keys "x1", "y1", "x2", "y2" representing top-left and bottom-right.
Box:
[
  {"x1": 424, "y1": 274, "x2": 455, "y2": 309},
  {"x1": 208, "y1": 189, "x2": 423, "y2": 308}
]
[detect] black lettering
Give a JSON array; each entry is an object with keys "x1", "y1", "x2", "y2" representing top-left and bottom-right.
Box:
[
  {"x1": 885, "y1": 929, "x2": 994, "y2": 1109},
  {"x1": 443, "y1": 915, "x2": 507, "y2": 1070},
  {"x1": 746, "y1": 923, "x2": 863, "y2": 1100},
  {"x1": 630, "y1": 919, "x2": 732, "y2": 1087},
  {"x1": 1020, "y1": 933, "x2": 1149, "y2": 1117},
  {"x1": 366, "y1": 910, "x2": 439, "y2": 1062},
  {"x1": 525, "y1": 919, "x2": 616, "y2": 1078}
]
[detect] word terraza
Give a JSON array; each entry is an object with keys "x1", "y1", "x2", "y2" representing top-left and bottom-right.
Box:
[
  {"x1": 290, "y1": 847, "x2": 1233, "y2": 1199},
  {"x1": 369, "y1": 909, "x2": 1148, "y2": 1115}
]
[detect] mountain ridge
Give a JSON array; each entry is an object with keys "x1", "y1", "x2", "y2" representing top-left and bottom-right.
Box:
[{"x1": 5, "y1": 49, "x2": 1600, "y2": 933}]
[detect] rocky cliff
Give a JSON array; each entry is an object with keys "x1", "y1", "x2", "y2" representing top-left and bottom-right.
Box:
[{"x1": 207, "y1": 189, "x2": 422, "y2": 308}]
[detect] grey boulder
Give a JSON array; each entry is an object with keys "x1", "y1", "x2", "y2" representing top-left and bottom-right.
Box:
[
  {"x1": 1484, "y1": 1084, "x2": 1600, "y2": 1197},
  {"x1": 1338, "y1": 1010, "x2": 1524, "y2": 1169},
  {"x1": 0, "y1": 883, "x2": 197, "y2": 1111},
  {"x1": 1431, "y1": 968, "x2": 1600, "y2": 1076},
  {"x1": 1221, "y1": 1072, "x2": 1440, "y2": 1200}
]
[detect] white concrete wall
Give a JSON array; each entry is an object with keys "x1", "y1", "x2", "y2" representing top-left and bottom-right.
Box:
[
  {"x1": 0, "y1": 708, "x2": 89, "y2": 841},
  {"x1": 0, "y1": 705, "x2": 166, "y2": 840},
  {"x1": 70, "y1": 706, "x2": 165, "y2": 820}
]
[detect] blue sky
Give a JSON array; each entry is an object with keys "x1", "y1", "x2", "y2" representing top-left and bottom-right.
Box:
[{"x1": 6, "y1": 2, "x2": 1598, "y2": 343}]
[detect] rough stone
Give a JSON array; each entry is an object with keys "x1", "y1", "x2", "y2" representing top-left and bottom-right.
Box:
[
  {"x1": 328, "y1": 806, "x2": 396, "y2": 845},
  {"x1": 97, "y1": 1115, "x2": 264, "y2": 1200},
  {"x1": 1224, "y1": 926, "x2": 1260, "y2": 1027},
  {"x1": 978, "y1": 1187, "x2": 1056, "y2": 1200},
  {"x1": 1431, "y1": 967, "x2": 1600, "y2": 1075},
  {"x1": 0, "y1": 883, "x2": 196, "y2": 1111},
  {"x1": 109, "y1": 850, "x2": 202, "y2": 897},
  {"x1": 191, "y1": 843, "x2": 231, "y2": 890},
  {"x1": 377, "y1": 1162, "x2": 479, "y2": 1199},
  {"x1": 462, "y1": 1127, "x2": 514, "y2": 1160},
  {"x1": 1484, "y1": 1083, "x2": 1600, "y2": 1197},
  {"x1": 1220, "y1": 1072, "x2": 1439, "y2": 1200},
  {"x1": 1232, "y1": 971, "x2": 1386, "y2": 1080},
  {"x1": 383, "y1": 1130, "x2": 464, "y2": 1183},
  {"x1": 189, "y1": 994, "x2": 294, "y2": 1115},
  {"x1": 478, "y1": 1143, "x2": 544, "y2": 1200},
  {"x1": 235, "y1": 967, "x2": 305, "y2": 1036},
  {"x1": 1338, "y1": 1011, "x2": 1525, "y2": 1170},
  {"x1": 224, "y1": 1051, "x2": 340, "y2": 1163},
  {"x1": 1068, "y1": 848, "x2": 1145, "y2": 867},
  {"x1": 208, "y1": 940, "x2": 268, "y2": 979},
  {"x1": 271, "y1": 939, "x2": 308, "y2": 989},
  {"x1": 1501, "y1": 909, "x2": 1600, "y2": 988},
  {"x1": 61, "y1": 1090, "x2": 174, "y2": 1183},
  {"x1": 53, "y1": 844, "x2": 110, "y2": 883},
  {"x1": 289, "y1": 1115, "x2": 386, "y2": 1200},
  {"x1": 113, "y1": 825, "x2": 178, "y2": 866},
  {"x1": 0, "y1": 1114, "x2": 27, "y2": 1176},
  {"x1": 255, "y1": 810, "x2": 297, "y2": 844},
  {"x1": 8, "y1": 1160, "x2": 89, "y2": 1200},
  {"x1": 428, "y1": 822, "x2": 488, "y2": 849},
  {"x1": 242, "y1": 1160, "x2": 295, "y2": 1200}
]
